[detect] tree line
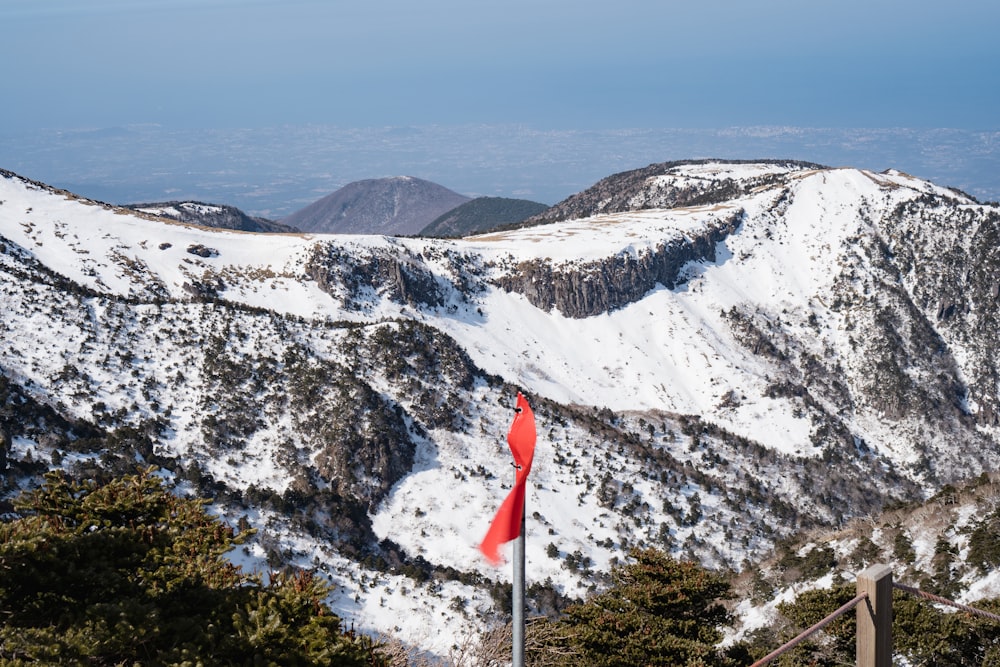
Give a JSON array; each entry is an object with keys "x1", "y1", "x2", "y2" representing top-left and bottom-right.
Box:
[{"x1": 2, "y1": 469, "x2": 998, "y2": 665}]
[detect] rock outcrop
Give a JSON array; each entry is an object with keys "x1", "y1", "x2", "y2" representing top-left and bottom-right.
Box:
[{"x1": 495, "y1": 209, "x2": 743, "y2": 318}]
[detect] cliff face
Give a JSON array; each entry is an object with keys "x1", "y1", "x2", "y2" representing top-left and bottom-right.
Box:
[
  {"x1": 304, "y1": 240, "x2": 485, "y2": 313},
  {"x1": 303, "y1": 204, "x2": 744, "y2": 320},
  {"x1": 495, "y1": 209, "x2": 743, "y2": 318}
]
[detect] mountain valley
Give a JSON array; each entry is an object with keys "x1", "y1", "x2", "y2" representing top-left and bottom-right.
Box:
[{"x1": 2, "y1": 160, "x2": 1000, "y2": 659}]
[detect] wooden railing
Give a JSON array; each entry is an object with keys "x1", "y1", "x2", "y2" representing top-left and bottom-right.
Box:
[{"x1": 751, "y1": 563, "x2": 1000, "y2": 667}]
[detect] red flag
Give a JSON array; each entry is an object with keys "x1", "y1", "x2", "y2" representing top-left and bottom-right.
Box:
[
  {"x1": 479, "y1": 393, "x2": 536, "y2": 565},
  {"x1": 507, "y1": 392, "x2": 536, "y2": 480}
]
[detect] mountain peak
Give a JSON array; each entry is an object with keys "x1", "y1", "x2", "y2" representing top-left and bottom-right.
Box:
[
  {"x1": 522, "y1": 158, "x2": 827, "y2": 227},
  {"x1": 125, "y1": 200, "x2": 298, "y2": 234},
  {"x1": 282, "y1": 176, "x2": 470, "y2": 235}
]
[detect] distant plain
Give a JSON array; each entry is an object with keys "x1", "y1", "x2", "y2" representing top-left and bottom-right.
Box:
[{"x1": 3, "y1": 124, "x2": 998, "y2": 219}]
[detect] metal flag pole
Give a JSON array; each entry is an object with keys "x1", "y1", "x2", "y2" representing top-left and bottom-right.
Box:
[{"x1": 512, "y1": 472, "x2": 526, "y2": 667}]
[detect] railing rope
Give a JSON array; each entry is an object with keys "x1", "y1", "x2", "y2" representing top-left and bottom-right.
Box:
[
  {"x1": 893, "y1": 582, "x2": 1000, "y2": 623},
  {"x1": 750, "y1": 564, "x2": 1000, "y2": 666},
  {"x1": 749, "y1": 592, "x2": 868, "y2": 667}
]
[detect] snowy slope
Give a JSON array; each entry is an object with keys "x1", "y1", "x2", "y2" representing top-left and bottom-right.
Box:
[{"x1": 3, "y1": 162, "x2": 1000, "y2": 658}]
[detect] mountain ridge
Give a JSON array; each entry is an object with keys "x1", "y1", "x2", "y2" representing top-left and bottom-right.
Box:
[
  {"x1": 2, "y1": 161, "x2": 1000, "y2": 658},
  {"x1": 520, "y1": 158, "x2": 831, "y2": 227},
  {"x1": 419, "y1": 196, "x2": 548, "y2": 237},
  {"x1": 125, "y1": 200, "x2": 298, "y2": 233}
]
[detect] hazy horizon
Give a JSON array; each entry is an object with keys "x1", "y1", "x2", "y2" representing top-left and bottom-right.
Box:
[
  {"x1": 2, "y1": 0, "x2": 997, "y2": 216},
  {"x1": 3, "y1": 123, "x2": 999, "y2": 218}
]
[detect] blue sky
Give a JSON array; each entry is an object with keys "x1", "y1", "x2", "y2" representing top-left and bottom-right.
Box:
[{"x1": 3, "y1": 0, "x2": 998, "y2": 131}]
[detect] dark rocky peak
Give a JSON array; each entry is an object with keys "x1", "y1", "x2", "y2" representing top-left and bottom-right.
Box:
[
  {"x1": 524, "y1": 159, "x2": 826, "y2": 227},
  {"x1": 126, "y1": 201, "x2": 297, "y2": 234}
]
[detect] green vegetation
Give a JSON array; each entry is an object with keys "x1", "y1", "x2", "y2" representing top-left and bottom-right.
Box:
[
  {"x1": 418, "y1": 196, "x2": 548, "y2": 237},
  {"x1": 967, "y1": 508, "x2": 1000, "y2": 575},
  {"x1": 4, "y1": 467, "x2": 1000, "y2": 666},
  {"x1": 519, "y1": 546, "x2": 1000, "y2": 666},
  {"x1": 741, "y1": 582, "x2": 1000, "y2": 666},
  {"x1": 529, "y1": 549, "x2": 739, "y2": 666},
  {"x1": 0, "y1": 469, "x2": 386, "y2": 666}
]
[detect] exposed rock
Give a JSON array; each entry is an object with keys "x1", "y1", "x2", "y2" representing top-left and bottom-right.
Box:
[
  {"x1": 305, "y1": 243, "x2": 445, "y2": 311},
  {"x1": 495, "y1": 210, "x2": 742, "y2": 317},
  {"x1": 186, "y1": 243, "x2": 219, "y2": 258}
]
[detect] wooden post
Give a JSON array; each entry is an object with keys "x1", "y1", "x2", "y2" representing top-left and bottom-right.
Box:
[{"x1": 856, "y1": 564, "x2": 892, "y2": 667}]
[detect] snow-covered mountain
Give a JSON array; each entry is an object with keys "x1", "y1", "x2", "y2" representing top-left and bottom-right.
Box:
[
  {"x1": 2, "y1": 161, "x2": 999, "y2": 659},
  {"x1": 124, "y1": 200, "x2": 299, "y2": 233}
]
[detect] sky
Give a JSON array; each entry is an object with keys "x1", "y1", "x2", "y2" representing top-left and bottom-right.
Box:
[
  {"x1": 1, "y1": 0, "x2": 999, "y2": 213},
  {"x1": 2, "y1": 0, "x2": 998, "y2": 131}
]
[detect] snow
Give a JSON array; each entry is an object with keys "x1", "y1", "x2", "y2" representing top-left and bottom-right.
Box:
[
  {"x1": 3, "y1": 162, "x2": 997, "y2": 660},
  {"x1": 431, "y1": 170, "x2": 894, "y2": 455},
  {"x1": 2, "y1": 168, "x2": 822, "y2": 460},
  {"x1": 136, "y1": 205, "x2": 183, "y2": 218},
  {"x1": 0, "y1": 162, "x2": 958, "y2": 477},
  {"x1": 467, "y1": 205, "x2": 736, "y2": 262}
]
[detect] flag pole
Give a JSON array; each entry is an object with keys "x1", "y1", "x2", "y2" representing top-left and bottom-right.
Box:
[
  {"x1": 512, "y1": 475, "x2": 526, "y2": 667},
  {"x1": 478, "y1": 392, "x2": 535, "y2": 666}
]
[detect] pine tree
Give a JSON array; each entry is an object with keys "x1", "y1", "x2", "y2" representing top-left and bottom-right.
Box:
[
  {"x1": 767, "y1": 583, "x2": 856, "y2": 666},
  {"x1": 0, "y1": 468, "x2": 386, "y2": 665},
  {"x1": 554, "y1": 548, "x2": 735, "y2": 666}
]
